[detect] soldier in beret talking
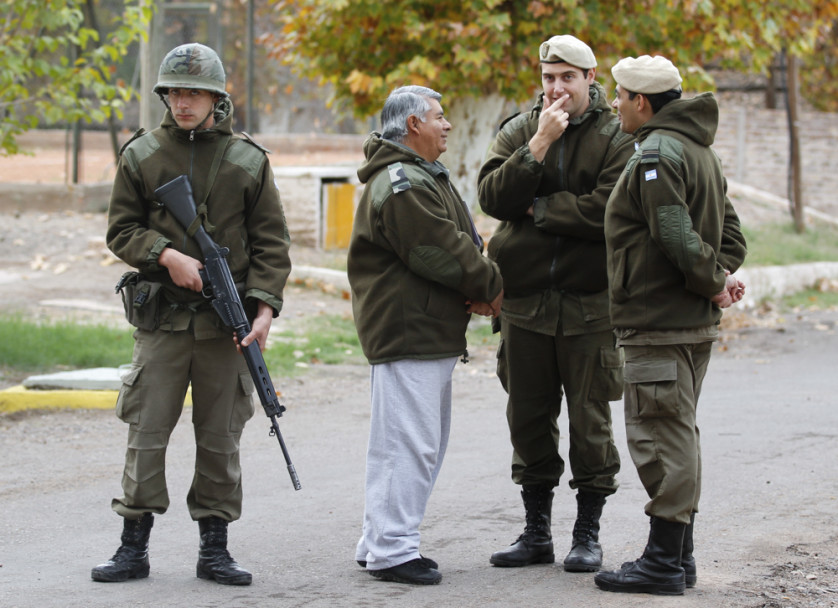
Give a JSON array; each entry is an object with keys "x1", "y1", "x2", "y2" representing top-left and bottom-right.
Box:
[
  {"x1": 594, "y1": 55, "x2": 747, "y2": 595},
  {"x1": 478, "y1": 35, "x2": 634, "y2": 574}
]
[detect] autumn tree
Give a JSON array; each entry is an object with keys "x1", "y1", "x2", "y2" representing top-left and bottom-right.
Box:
[
  {"x1": 0, "y1": 0, "x2": 150, "y2": 156},
  {"x1": 262, "y1": 0, "x2": 838, "y2": 207}
]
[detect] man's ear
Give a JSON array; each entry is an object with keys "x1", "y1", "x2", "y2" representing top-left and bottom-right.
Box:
[{"x1": 406, "y1": 115, "x2": 421, "y2": 135}]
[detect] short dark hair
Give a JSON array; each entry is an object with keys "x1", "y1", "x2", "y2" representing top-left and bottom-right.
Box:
[{"x1": 627, "y1": 89, "x2": 682, "y2": 113}]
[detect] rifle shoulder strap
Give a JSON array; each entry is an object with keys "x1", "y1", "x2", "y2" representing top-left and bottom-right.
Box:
[{"x1": 192, "y1": 133, "x2": 232, "y2": 237}]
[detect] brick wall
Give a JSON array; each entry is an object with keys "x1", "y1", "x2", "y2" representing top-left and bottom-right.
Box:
[{"x1": 713, "y1": 100, "x2": 838, "y2": 218}]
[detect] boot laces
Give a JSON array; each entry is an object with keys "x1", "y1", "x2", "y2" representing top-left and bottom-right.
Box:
[{"x1": 111, "y1": 544, "x2": 143, "y2": 563}]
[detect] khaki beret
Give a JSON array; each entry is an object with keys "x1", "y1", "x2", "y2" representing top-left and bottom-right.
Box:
[
  {"x1": 611, "y1": 55, "x2": 682, "y2": 94},
  {"x1": 539, "y1": 35, "x2": 597, "y2": 69}
]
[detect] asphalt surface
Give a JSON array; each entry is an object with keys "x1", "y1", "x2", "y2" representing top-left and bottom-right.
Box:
[{"x1": 1, "y1": 309, "x2": 837, "y2": 608}]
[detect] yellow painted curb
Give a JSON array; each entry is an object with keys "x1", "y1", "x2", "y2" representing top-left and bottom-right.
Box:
[{"x1": 0, "y1": 386, "x2": 192, "y2": 414}]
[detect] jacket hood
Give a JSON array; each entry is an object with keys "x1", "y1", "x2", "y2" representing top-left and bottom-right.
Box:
[
  {"x1": 357, "y1": 133, "x2": 440, "y2": 184},
  {"x1": 636, "y1": 92, "x2": 718, "y2": 146}
]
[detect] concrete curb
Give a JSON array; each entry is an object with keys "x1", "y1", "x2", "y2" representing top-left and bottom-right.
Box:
[
  {"x1": 736, "y1": 262, "x2": 838, "y2": 308},
  {"x1": 289, "y1": 264, "x2": 351, "y2": 294}
]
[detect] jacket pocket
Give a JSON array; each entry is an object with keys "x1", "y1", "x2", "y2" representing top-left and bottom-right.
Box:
[
  {"x1": 624, "y1": 359, "x2": 678, "y2": 418},
  {"x1": 423, "y1": 282, "x2": 454, "y2": 320},
  {"x1": 115, "y1": 364, "x2": 143, "y2": 424},
  {"x1": 501, "y1": 292, "x2": 542, "y2": 323},
  {"x1": 563, "y1": 290, "x2": 611, "y2": 335}
]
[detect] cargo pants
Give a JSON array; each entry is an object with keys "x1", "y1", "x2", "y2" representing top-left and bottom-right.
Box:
[
  {"x1": 499, "y1": 312, "x2": 623, "y2": 493},
  {"x1": 621, "y1": 341, "x2": 712, "y2": 524},
  {"x1": 112, "y1": 327, "x2": 255, "y2": 522}
]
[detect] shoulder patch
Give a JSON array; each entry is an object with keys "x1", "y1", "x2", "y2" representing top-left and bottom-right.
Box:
[
  {"x1": 639, "y1": 138, "x2": 660, "y2": 165},
  {"x1": 239, "y1": 131, "x2": 271, "y2": 154},
  {"x1": 226, "y1": 137, "x2": 265, "y2": 181},
  {"x1": 118, "y1": 128, "x2": 146, "y2": 157},
  {"x1": 388, "y1": 162, "x2": 411, "y2": 194}
]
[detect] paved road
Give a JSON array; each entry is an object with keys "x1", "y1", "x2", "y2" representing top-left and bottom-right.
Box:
[{"x1": 1, "y1": 309, "x2": 837, "y2": 608}]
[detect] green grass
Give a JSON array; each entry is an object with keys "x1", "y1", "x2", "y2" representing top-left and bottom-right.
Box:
[
  {"x1": 467, "y1": 315, "x2": 499, "y2": 349},
  {"x1": 264, "y1": 313, "x2": 364, "y2": 374},
  {"x1": 0, "y1": 316, "x2": 135, "y2": 372},
  {"x1": 741, "y1": 221, "x2": 838, "y2": 266},
  {"x1": 778, "y1": 288, "x2": 838, "y2": 311},
  {"x1": 0, "y1": 313, "x2": 363, "y2": 382},
  {"x1": 0, "y1": 311, "x2": 499, "y2": 383}
]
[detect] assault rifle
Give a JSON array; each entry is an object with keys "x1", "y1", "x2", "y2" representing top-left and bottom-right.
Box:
[{"x1": 155, "y1": 175, "x2": 301, "y2": 491}]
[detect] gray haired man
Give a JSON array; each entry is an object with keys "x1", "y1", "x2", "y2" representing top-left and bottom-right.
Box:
[{"x1": 349, "y1": 85, "x2": 503, "y2": 585}]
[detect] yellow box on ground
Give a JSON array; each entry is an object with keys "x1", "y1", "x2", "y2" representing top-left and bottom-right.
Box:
[{"x1": 323, "y1": 182, "x2": 355, "y2": 250}]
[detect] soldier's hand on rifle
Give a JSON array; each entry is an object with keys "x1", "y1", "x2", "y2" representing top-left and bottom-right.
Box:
[
  {"x1": 159, "y1": 247, "x2": 204, "y2": 292},
  {"x1": 235, "y1": 300, "x2": 273, "y2": 353}
]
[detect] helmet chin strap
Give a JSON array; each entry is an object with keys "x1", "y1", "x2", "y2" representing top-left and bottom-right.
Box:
[{"x1": 198, "y1": 104, "x2": 216, "y2": 129}]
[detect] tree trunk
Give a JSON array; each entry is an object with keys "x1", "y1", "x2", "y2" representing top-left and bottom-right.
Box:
[
  {"x1": 786, "y1": 53, "x2": 805, "y2": 233},
  {"x1": 440, "y1": 94, "x2": 508, "y2": 210}
]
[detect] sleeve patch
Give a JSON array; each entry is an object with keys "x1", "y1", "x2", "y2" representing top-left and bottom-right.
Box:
[
  {"x1": 388, "y1": 162, "x2": 411, "y2": 194},
  {"x1": 645, "y1": 169, "x2": 658, "y2": 181}
]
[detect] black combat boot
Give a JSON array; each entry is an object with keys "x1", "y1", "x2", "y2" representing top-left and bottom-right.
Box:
[
  {"x1": 91, "y1": 512, "x2": 154, "y2": 582},
  {"x1": 196, "y1": 516, "x2": 252, "y2": 586},
  {"x1": 490, "y1": 485, "x2": 555, "y2": 567},
  {"x1": 619, "y1": 512, "x2": 696, "y2": 587},
  {"x1": 595, "y1": 516, "x2": 686, "y2": 595},
  {"x1": 563, "y1": 491, "x2": 607, "y2": 572},
  {"x1": 682, "y1": 512, "x2": 696, "y2": 588}
]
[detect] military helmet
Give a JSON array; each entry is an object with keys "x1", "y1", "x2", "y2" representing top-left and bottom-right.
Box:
[{"x1": 153, "y1": 43, "x2": 228, "y2": 97}]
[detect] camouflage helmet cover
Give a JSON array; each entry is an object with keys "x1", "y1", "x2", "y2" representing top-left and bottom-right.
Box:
[{"x1": 153, "y1": 43, "x2": 228, "y2": 97}]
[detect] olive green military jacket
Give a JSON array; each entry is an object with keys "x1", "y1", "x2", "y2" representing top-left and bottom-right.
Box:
[
  {"x1": 348, "y1": 134, "x2": 503, "y2": 364},
  {"x1": 106, "y1": 100, "x2": 291, "y2": 338},
  {"x1": 604, "y1": 92, "x2": 747, "y2": 331},
  {"x1": 478, "y1": 83, "x2": 634, "y2": 335}
]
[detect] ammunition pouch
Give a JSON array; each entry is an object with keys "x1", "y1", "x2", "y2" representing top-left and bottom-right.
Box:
[{"x1": 115, "y1": 271, "x2": 163, "y2": 331}]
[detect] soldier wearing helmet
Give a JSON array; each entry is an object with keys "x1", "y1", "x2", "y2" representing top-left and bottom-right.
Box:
[{"x1": 92, "y1": 43, "x2": 292, "y2": 587}]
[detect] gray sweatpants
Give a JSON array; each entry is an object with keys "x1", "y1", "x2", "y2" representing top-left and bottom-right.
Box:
[{"x1": 355, "y1": 357, "x2": 457, "y2": 570}]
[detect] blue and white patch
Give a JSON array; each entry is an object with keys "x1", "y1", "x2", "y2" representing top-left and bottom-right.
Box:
[{"x1": 644, "y1": 169, "x2": 658, "y2": 181}]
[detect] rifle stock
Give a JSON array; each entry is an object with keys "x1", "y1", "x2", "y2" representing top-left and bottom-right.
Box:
[{"x1": 155, "y1": 175, "x2": 301, "y2": 491}]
